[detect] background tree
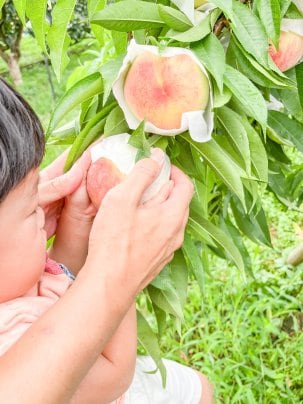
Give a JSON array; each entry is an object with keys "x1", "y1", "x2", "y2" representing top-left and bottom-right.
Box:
[{"x1": 0, "y1": 0, "x2": 23, "y2": 86}]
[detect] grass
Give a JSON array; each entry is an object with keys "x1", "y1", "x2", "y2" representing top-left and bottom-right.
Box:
[
  {"x1": 159, "y1": 191, "x2": 303, "y2": 403},
  {"x1": 9, "y1": 36, "x2": 303, "y2": 403}
]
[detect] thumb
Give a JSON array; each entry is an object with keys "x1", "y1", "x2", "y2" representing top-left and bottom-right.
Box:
[{"x1": 119, "y1": 148, "x2": 165, "y2": 205}]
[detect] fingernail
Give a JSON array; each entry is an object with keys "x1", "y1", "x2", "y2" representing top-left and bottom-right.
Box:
[{"x1": 150, "y1": 148, "x2": 165, "y2": 166}]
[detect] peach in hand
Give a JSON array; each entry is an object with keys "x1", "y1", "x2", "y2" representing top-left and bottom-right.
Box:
[{"x1": 87, "y1": 133, "x2": 171, "y2": 208}]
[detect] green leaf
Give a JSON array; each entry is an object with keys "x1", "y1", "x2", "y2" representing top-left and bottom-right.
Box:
[
  {"x1": 129, "y1": 121, "x2": 151, "y2": 160},
  {"x1": 91, "y1": 0, "x2": 165, "y2": 32},
  {"x1": 158, "y1": 5, "x2": 193, "y2": 32},
  {"x1": 137, "y1": 310, "x2": 166, "y2": 386},
  {"x1": 227, "y1": 36, "x2": 292, "y2": 89},
  {"x1": 167, "y1": 13, "x2": 211, "y2": 42},
  {"x1": 209, "y1": 0, "x2": 233, "y2": 19},
  {"x1": 26, "y1": 0, "x2": 49, "y2": 54},
  {"x1": 64, "y1": 102, "x2": 116, "y2": 171},
  {"x1": 47, "y1": 72, "x2": 103, "y2": 136},
  {"x1": 152, "y1": 304, "x2": 167, "y2": 337},
  {"x1": 182, "y1": 232, "x2": 204, "y2": 294},
  {"x1": 87, "y1": 0, "x2": 105, "y2": 19},
  {"x1": 295, "y1": 64, "x2": 303, "y2": 113},
  {"x1": 104, "y1": 105, "x2": 128, "y2": 136},
  {"x1": 224, "y1": 65, "x2": 268, "y2": 127},
  {"x1": 231, "y1": 0, "x2": 270, "y2": 68},
  {"x1": 231, "y1": 195, "x2": 272, "y2": 247},
  {"x1": 254, "y1": 0, "x2": 281, "y2": 48},
  {"x1": 111, "y1": 31, "x2": 128, "y2": 55},
  {"x1": 47, "y1": 0, "x2": 77, "y2": 80},
  {"x1": 220, "y1": 218, "x2": 252, "y2": 275},
  {"x1": 0, "y1": 0, "x2": 5, "y2": 10},
  {"x1": 169, "y1": 250, "x2": 188, "y2": 309},
  {"x1": 191, "y1": 33, "x2": 225, "y2": 93},
  {"x1": 277, "y1": 68, "x2": 303, "y2": 122},
  {"x1": 148, "y1": 285, "x2": 183, "y2": 320},
  {"x1": 280, "y1": 0, "x2": 292, "y2": 16},
  {"x1": 187, "y1": 212, "x2": 216, "y2": 247},
  {"x1": 183, "y1": 134, "x2": 246, "y2": 207},
  {"x1": 87, "y1": 0, "x2": 106, "y2": 44},
  {"x1": 14, "y1": 0, "x2": 26, "y2": 25},
  {"x1": 241, "y1": 119, "x2": 268, "y2": 184},
  {"x1": 100, "y1": 54, "x2": 124, "y2": 105},
  {"x1": 190, "y1": 216, "x2": 245, "y2": 273},
  {"x1": 268, "y1": 111, "x2": 303, "y2": 153},
  {"x1": 216, "y1": 106, "x2": 251, "y2": 175}
]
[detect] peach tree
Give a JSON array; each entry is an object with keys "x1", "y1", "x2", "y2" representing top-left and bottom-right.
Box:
[{"x1": 11, "y1": 0, "x2": 303, "y2": 373}]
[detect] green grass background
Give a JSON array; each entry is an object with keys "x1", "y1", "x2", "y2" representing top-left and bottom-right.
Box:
[{"x1": 4, "y1": 35, "x2": 303, "y2": 403}]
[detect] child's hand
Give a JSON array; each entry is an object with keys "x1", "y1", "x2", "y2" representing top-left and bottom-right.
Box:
[{"x1": 61, "y1": 151, "x2": 97, "y2": 223}]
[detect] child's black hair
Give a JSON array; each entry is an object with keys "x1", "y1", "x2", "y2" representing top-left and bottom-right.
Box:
[{"x1": 0, "y1": 78, "x2": 45, "y2": 202}]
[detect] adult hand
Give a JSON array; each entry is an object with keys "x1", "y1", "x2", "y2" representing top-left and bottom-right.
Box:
[
  {"x1": 86, "y1": 148, "x2": 194, "y2": 297},
  {"x1": 39, "y1": 149, "x2": 91, "y2": 238}
]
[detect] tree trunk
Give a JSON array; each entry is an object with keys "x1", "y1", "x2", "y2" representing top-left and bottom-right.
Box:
[
  {"x1": 286, "y1": 242, "x2": 303, "y2": 266},
  {"x1": 7, "y1": 52, "x2": 22, "y2": 86}
]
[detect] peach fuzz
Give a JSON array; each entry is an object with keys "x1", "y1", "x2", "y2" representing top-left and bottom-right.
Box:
[
  {"x1": 87, "y1": 158, "x2": 125, "y2": 208},
  {"x1": 269, "y1": 31, "x2": 303, "y2": 72},
  {"x1": 123, "y1": 51, "x2": 209, "y2": 131}
]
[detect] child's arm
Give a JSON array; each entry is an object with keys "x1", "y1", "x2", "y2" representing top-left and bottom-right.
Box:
[
  {"x1": 48, "y1": 208, "x2": 94, "y2": 274},
  {"x1": 71, "y1": 302, "x2": 137, "y2": 403},
  {"x1": 48, "y1": 152, "x2": 96, "y2": 274}
]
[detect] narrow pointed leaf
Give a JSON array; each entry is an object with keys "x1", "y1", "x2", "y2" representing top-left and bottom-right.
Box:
[
  {"x1": 268, "y1": 111, "x2": 303, "y2": 153},
  {"x1": 183, "y1": 134, "x2": 246, "y2": 207},
  {"x1": 158, "y1": 5, "x2": 193, "y2": 32},
  {"x1": 137, "y1": 310, "x2": 166, "y2": 385},
  {"x1": 47, "y1": 72, "x2": 103, "y2": 136},
  {"x1": 26, "y1": 0, "x2": 49, "y2": 54},
  {"x1": 13, "y1": 0, "x2": 26, "y2": 25},
  {"x1": 254, "y1": 0, "x2": 281, "y2": 48},
  {"x1": 191, "y1": 33, "x2": 225, "y2": 93},
  {"x1": 231, "y1": 0, "x2": 270, "y2": 68},
  {"x1": 224, "y1": 65, "x2": 267, "y2": 127},
  {"x1": 47, "y1": 0, "x2": 77, "y2": 80},
  {"x1": 91, "y1": 0, "x2": 165, "y2": 32}
]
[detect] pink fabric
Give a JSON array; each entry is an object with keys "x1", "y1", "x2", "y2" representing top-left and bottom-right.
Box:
[
  {"x1": 0, "y1": 258, "x2": 72, "y2": 356},
  {"x1": 0, "y1": 258, "x2": 126, "y2": 403}
]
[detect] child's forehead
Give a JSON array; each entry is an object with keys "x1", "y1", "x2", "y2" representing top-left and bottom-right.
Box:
[{"x1": 5, "y1": 169, "x2": 39, "y2": 204}]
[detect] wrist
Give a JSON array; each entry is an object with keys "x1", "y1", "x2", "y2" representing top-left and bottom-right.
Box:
[{"x1": 81, "y1": 259, "x2": 137, "y2": 310}]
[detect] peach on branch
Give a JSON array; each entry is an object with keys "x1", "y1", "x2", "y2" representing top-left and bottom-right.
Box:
[
  {"x1": 123, "y1": 51, "x2": 209, "y2": 131},
  {"x1": 87, "y1": 133, "x2": 171, "y2": 208},
  {"x1": 269, "y1": 19, "x2": 303, "y2": 72},
  {"x1": 112, "y1": 40, "x2": 214, "y2": 143}
]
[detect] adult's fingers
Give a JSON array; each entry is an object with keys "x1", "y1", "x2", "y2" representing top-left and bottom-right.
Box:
[
  {"x1": 39, "y1": 165, "x2": 81, "y2": 207},
  {"x1": 118, "y1": 148, "x2": 165, "y2": 205},
  {"x1": 143, "y1": 180, "x2": 174, "y2": 207},
  {"x1": 39, "y1": 148, "x2": 70, "y2": 182},
  {"x1": 39, "y1": 151, "x2": 91, "y2": 207},
  {"x1": 165, "y1": 165, "x2": 194, "y2": 211}
]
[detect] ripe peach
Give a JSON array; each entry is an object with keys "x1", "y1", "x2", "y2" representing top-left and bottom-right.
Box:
[
  {"x1": 87, "y1": 158, "x2": 125, "y2": 208},
  {"x1": 123, "y1": 51, "x2": 209, "y2": 130},
  {"x1": 269, "y1": 31, "x2": 303, "y2": 72},
  {"x1": 87, "y1": 134, "x2": 171, "y2": 208}
]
